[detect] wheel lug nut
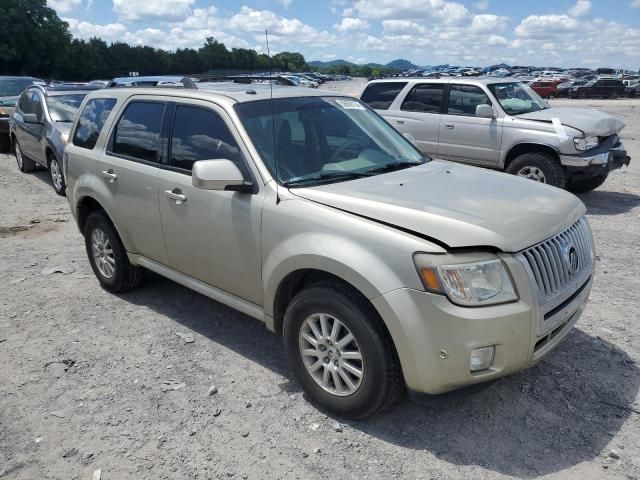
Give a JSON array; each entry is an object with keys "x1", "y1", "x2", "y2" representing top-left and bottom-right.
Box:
[
  {"x1": 334, "y1": 360, "x2": 339, "y2": 367},
  {"x1": 323, "y1": 358, "x2": 329, "y2": 364}
]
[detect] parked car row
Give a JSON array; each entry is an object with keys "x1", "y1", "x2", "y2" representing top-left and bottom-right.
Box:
[{"x1": 2, "y1": 75, "x2": 605, "y2": 418}]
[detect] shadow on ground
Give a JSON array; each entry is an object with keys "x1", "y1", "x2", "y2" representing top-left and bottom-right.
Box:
[
  {"x1": 579, "y1": 189, "x2": 640, "y2": 215},
  {"x1": 122, "y1": 272, "x2": 639, "y2": 478}
]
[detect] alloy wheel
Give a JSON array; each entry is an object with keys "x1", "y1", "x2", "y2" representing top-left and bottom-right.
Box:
[
  {"x1": 298, "y1": 313, "x2": 364, "y2": 396},
  {"x1": 50, "y1": 158, "x2": 63, "y2": 191},
  {"x1": 90, "y1": 228, "x2": 116, "y2": 279},
  {"x1": 15, "y1": 143, "x2": 23, "y2": 169},
  {"x1": 517, "y1": 166, "x2": 546, "y2": 183}
]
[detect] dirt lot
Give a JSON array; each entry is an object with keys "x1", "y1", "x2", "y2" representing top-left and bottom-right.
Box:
[{"x1": 1, "y1": 83, "x2": 639, "y2": 480}]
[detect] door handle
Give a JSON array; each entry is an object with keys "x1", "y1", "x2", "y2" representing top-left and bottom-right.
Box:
[
  {"x1": 396, "y1": 120, "x2": 405, "y2": 125},
  {"x1": 444, "y1": 123, "x2": 455, "y2": 129},
  {"x1": 165, "y1": 189, "x2": 187, "y2": 205},
  {"x1": 101, "y1": 170, "x2": 117, "y2": 183}
]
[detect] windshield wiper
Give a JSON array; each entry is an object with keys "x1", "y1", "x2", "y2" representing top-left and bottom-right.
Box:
[
  {"x1": 363, "y1": 160, "x2": 421, "y2": 175},
  {"x1": 284, "y1": 170, "x2": 373, "y2": 187}
]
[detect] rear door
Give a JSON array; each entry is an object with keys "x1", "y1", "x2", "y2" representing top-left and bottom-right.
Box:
[
  {"x1": 437, "y1": 84, "x2": 503, "y2": 166},
  {"x1": 97, "y1": 98, "x2": 169, "y2": 264},
  {"x1": 387, "y1": 83, "x2": 444, "y2": 156},
  {"x1": 26, "y1": 91, "x2": 47, "y2": 165},
  {"x1": 157, "y1": 101, "x2": 263, "y2": 305}
]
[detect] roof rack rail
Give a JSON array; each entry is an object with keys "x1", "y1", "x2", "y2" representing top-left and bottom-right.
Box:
[
  {"x1": 180, "y1": 76, "x2": 198, "y2": 89},
  {"x1": 196, "y1": 75, "x2": 295, "y2": 86}
]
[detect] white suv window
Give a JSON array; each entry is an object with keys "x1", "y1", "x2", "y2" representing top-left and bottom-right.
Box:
[
  {"x1": 446, "y1": 85, "x2": 491, "y2": 116},
  {"x1": 112, "y1": 101, "x2": 165, "y2": 163}
]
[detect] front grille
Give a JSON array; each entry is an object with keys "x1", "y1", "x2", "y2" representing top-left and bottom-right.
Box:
[{"x1": 521, "y1": 218, "x2": 593, "y2": 297}]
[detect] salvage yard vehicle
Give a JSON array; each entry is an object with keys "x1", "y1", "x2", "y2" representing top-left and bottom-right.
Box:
[
  {"x1": 361, "y1": 78, "x2": 630, "y2": 192},
  {"x1": 528, "y1": 80, "x2": 558, "y2": 99},
  {"x1": 10, "y1": 84, "x2": 101, "y2": 195},
  {"x1": 568, "y1": 78, "x2": 626, "y2": 99},
  {"x1": 66, "y1": 82, "x2": 595, "y2": 419},
  {"x1": 0, "y1": 76, "x2": 45, "y2": 152}
]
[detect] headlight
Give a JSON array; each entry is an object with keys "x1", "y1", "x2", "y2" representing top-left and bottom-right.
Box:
[
  {"x1": 574, "y1": 136, "x2": 598, "y2": 151},
  {"x1": 417, "y1": 258, "x2": 517, "y2": 306},
  {"x1": 0, "y1": 106, "x2": 7, "y2": 116},
  {"x1": 60, "y1": 132, "x2": 70, "y2": 144}
]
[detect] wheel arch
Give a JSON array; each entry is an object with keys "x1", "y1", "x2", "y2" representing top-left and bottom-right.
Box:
[
  {"x1": 75, "y1": 195, "x2": 131, "y2": 253},
  {"x1": 504, "y1": 142, "x2": 560, "y2": 169}
]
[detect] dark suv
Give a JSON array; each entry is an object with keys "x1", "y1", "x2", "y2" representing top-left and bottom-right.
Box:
[
  {"x1": 569, "y1": 78, "x2": 626, "y2": 98},
  {"x1": 10, "y1": 85, "x2": 101, "y2": 195},
  {"x1": 0, "y1": 76, "x2": 45, "y2": 152}
]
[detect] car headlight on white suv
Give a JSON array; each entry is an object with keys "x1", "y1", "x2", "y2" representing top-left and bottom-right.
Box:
[
  {"x1": 416, "y1": 257, "x2": 518, "y2": 306},
  {"x1": 574, "y1": 136, "x2": 599, "y2": 151}
]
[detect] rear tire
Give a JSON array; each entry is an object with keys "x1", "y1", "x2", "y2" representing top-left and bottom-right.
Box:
[
  {"x1": 283, "y1": 283, "x2": 403, "y2": 419},
  {"x1": 15, "y1": 139, "x2": 36, "y2": 173},
  {"x1": 566, "y1": 174, "x2": 608, "y2": 193},
  {"x1": 48, "y1": 154, "x2": 66, "y2": 196},
  {"x1": 506, "y1": 152, "x2": 565, "y2": 188},
  {"x1": 84, "y1": 211, "x2": 143, "y2": 293}
]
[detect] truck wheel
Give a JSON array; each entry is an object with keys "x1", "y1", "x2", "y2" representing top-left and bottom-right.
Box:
[
  {"x1": 506, "y1": 152, "x2": 565, "y2": 188},
  {"x1": 15, "y1": 139, "x2": 36, "y2": 173},
  {"x1": 566, "y1": 174, "x2": 608, "y2": 193},
  {"x1": 48, "y1": 153, "x2": 66, "y2": 196},
  {"x1": 84, "y1": 211, "x2": 143, "y2": 293},
  {"x1": 283, "y1": 283, "x2": 403, "y2": 419}
]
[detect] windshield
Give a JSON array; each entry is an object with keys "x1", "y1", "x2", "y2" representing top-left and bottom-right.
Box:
[
  {"x1": 46, "y1": 94, "x2": 86, "y2": 122},
  {"x1": 235, "y1": 96, "x2": 426, "y2": 187},
  {"x1": 0, "y1": 79, "x2": 34, "y2": 97},
  {"x1": 488, "y1": 82, "x2": 548, "y2": 115}
]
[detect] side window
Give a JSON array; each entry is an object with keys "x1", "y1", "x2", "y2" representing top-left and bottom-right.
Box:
[
  {"x1": 113, "y1": 101, "x2": 165, "y2": 163},
  {"x1": 169, "y1": 105, "x2": 241, "y2": 172},
  {"x1": 446, "y1": 85, "x2": 491, "y2": 116},
  {"x1": 401, "y1": 84, "x2": 444, "y2": 113},
  {"x1": 360, "y1": 82, "x2": 407, "y2": 110},
  {"x1": 73, "y1": 98, "x2": 117, "y2": 150}
]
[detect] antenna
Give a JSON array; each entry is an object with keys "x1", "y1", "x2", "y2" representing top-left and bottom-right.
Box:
[{"x1": 266, "y1": 29, "x2": 280, "y2": 204}]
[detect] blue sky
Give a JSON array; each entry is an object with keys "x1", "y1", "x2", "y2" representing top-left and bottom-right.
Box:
[{"x1": 50, "y1": 0, "x2": 640, "y2": 68}]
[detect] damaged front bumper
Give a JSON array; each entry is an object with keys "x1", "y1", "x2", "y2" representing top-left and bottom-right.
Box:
[{"x1": 559, "y1": 135, "x2": 631, "y2": 173}]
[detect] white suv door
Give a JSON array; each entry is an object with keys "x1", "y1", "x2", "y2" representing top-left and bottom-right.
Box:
[
  {"x1": 437, "y1": 84, "x2": 503, "y2": 166},
  {"x1": 386, "y1": 83, "x2": 444, "y2": 156},
  {"x1": 157, "y1": 101, "x2": 263, "y2": 305}
]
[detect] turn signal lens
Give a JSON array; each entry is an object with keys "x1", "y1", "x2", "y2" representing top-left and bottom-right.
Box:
[{"x1": 420, "y1": 268, "x2": 442, "y2": 292}]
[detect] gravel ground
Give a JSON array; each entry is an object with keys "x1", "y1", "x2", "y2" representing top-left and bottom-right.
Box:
[{"x1": 1, "y1": 82, "x2": 639, "y2": 480}]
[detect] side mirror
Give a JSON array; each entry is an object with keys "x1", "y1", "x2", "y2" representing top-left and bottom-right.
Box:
[
  {"x1": 192, "y1": 159, "x2": 251, "y2": 192},
  {"x1": 23, "y1": 113, "x2": 40, "y2": 124},
  {"x1": 476, "y1": 104, "x2": 496, "y2": 118}
]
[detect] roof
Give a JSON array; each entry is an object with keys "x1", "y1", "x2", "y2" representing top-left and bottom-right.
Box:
[
  {"x1": 367, "y1": 76, "x2": 526, "y2": 85},
  {"x1": 85, "y1": 82, "x2": 346, "y2": 105}
]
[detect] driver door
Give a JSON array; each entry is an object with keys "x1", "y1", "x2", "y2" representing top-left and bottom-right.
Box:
[{"x1": 437, "y1": 84, "x2": 503, "y2": 167}]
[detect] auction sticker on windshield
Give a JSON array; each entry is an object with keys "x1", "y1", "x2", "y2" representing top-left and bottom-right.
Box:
[{"x1": 334, "y1": 99, "x2": 366, "y2": 110}]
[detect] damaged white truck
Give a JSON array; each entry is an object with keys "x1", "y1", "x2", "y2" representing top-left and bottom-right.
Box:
[{"x1": 360, "y1": 78, "x2": 631, "y2": 192}]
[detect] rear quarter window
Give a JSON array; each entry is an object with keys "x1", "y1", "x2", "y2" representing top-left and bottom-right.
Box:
[
  {"x1": 72, "y1": 98, "x2": 117, "y2": 150},
  {"x1": 360, "y1": 82, "x2": 407, "y2": 110}
]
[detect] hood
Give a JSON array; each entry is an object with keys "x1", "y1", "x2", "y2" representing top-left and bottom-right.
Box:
[
  {"x1": 0, "y1": 95, "x2": 18, "y2": 107},
  {"x1": 518, "y1": 107, "x2": 624, "y2": 137},
  {"x1": 290, "y1": 161, "x2": 585, "y2": 253}
]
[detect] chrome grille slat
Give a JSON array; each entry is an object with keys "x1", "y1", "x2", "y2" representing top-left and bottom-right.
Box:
[{"x1": 520, "y1": 218, "x2": 593, "y2": 298}]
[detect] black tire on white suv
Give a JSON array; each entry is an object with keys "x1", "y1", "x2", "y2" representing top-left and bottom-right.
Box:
[{"x1": 506, "y1": 152, "x2": 566, "y2": 188}]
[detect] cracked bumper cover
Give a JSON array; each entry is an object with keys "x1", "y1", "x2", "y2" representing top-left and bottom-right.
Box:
[{"x1": 560, "y1": 138, "x2": 631, "y2": 172}]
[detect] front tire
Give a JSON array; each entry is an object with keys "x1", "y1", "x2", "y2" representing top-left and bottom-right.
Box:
[
  {"x1": 84, "y1": 211, "x2": 143, "y2": 293},
  {"x1": 15, "y1": 139, "x2": 36, "y2": 173},
  {"x1": 283, "y1": 283, "x2": 403, "y2": 419},
  {"x1": 48, "y1": 154, "x2": 66, "y2": 196},
  {"x1": 566, "y1": 174, "x2": 608, "y2": 193},
  {"x1": 506, "y1": 152, "x2": 565, "y2": 188}
]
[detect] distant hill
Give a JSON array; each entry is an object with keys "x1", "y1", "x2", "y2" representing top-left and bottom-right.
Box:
[
  {"x1": 385, "y1": 59, "x2": 419, "y2": 70},
  {"x1": 308, "y1": 59, "x2": 357, "y2": 68},
  {"x1": 309, "y1": 58, "x2": 421, "y2": 70}
]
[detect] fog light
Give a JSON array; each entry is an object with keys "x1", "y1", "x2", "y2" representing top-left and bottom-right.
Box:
[{"x1": 470, "y1": 346, "x2": 495, "y2": 372}]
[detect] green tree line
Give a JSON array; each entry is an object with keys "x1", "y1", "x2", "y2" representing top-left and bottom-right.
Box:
[{"x1": 0, "y1": 0, "x2": 399, "y2": 80}]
